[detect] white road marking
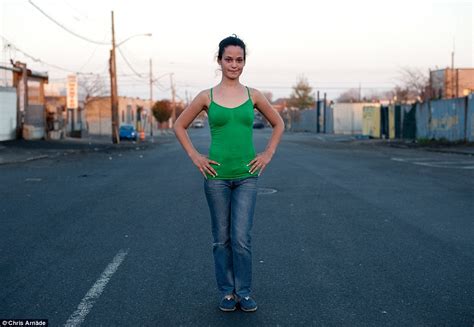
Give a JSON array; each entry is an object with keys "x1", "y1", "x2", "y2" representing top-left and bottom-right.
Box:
[
  {"x1": 25, "y1": 178, "x2": 42, "y2": 182},
  {"x1": 391, "y1": 157, "x2": 433, "y2": 162},
  {"x1": 64, "y1": 249, "x2": 129, "y2": 327},
  {"x1": 391, "y1": 157, "x2": 474, "y2": 169}
]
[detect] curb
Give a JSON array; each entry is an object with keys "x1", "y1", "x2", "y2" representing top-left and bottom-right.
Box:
[
  {"x1": 0, "y1": 140, "x2": 166, "y2": 166},
  {"x1": 25, "y1": 154, "x2": 50, "y2": 162},
  {"x1": 385, "y1": 143, "x2": 474, "y2": 156},
  {"x1": 0, "y1": 154, "x2": 49, "y2": 166}
]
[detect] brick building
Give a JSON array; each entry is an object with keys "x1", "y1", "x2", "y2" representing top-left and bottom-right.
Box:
[
  {"x1": 430, "y1": 68, "x2": 474, "y2": 99},
  {"x1": 85, "y1": 96, "x2": 154, "y2": 135}
]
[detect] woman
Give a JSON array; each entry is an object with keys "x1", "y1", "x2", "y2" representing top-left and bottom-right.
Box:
[{"x1": 174, "y1": 35, "x2": 284, "y2": 312}]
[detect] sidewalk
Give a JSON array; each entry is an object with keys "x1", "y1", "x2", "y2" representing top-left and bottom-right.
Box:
[
  {"x1": 0, "y1": 132, "x2": 175, "y2": 166},
  {"x1": 360, "y1": 138, "x2": 474, "y2": 156}
]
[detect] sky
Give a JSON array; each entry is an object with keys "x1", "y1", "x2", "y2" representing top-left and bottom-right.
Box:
[{"x1": 1, "y1": 0, "x2": 472, "y2": 101}]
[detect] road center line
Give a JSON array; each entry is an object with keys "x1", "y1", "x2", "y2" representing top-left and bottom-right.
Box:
[{"x1": 64, "y1": 249, "x2": 129, "y2": 327}]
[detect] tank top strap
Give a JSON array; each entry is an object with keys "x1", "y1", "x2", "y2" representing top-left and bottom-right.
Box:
[
  {"x1": 210, "y1": 88, "x2": 214, "y2": 101},
  {"x1": 245, "y1": 86, "x2": 251, "y2": 100}
]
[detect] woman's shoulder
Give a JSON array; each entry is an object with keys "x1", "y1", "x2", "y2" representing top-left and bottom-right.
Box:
[
  {"x1": 192, "y1": 89, "x2": 213, "y2": 109},
  {"x1": 246, "y1": 86, "x2": 263, "y2": 96},
  {"x1": 246, "y1": 86, "x2": 264, "y2": 103},
  {"x1": 196, "y1": 88, "x2": 211, "y2": 98}
]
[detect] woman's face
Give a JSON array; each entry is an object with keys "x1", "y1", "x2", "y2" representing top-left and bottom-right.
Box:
[{"x1": 218, "y1": 45, "x2": 245, "y2": 80}]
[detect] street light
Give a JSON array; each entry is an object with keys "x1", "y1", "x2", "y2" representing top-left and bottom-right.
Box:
[
  {"x1": 109, "y1": 11, "x2": 151, "y2": 144},
  {"x1": 116, "y1": 33, "x2": 152, "y2": 47}
]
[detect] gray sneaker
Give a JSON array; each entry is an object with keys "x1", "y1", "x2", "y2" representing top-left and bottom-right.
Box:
[
  {"x1": 239, "y1": 296, "x2": 257, "y2": 312},
  {"x1": 219, "y1": 295, "x2": 237, "y2": 312}
]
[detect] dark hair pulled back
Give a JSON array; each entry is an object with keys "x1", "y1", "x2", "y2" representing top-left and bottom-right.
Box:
[{"x1": 217, "y1": 34, "x2": 246, "y2": 61}]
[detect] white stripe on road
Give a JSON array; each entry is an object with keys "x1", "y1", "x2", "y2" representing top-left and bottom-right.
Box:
[
  {"x1": 64, "y1": 249, "x2": 129, "y2": 327},
  {"x1": 391, "y1": 157, "x2": 433, "y2": 162},
  {"x1": 391, "y1": 157, "x2": 474, "y2": 169}
]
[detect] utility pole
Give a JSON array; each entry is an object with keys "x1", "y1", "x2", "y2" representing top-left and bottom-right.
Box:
[
  {"x1": 170, "y1": 73, "x2": 176, "y2": 127},
  {"x1": 323, "y1": 92, "x2": 327, "y2": 134},
  {"x1": 358, "y1": 82, "x2": 362, "y2": 102},
  {"x1": 109, "y1": 11, "x2": 119, "y2": 144},
  {"x1": 316, "y1": 90, "x2": 320, "y2": 133},
  {"x1": 451, "y1": 38, "x2": 455, "y2": 98},
  {"x1": 149, "y1": 58, "x2": 153, "y2": 136},
  {"x1": 12, "y1": 62, "x2": 27, "y2": 139}
]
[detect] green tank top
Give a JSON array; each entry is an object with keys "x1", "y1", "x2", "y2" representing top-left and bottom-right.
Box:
[{"x1": 206, "y1": 87, "x2": 258, "y2": 179}]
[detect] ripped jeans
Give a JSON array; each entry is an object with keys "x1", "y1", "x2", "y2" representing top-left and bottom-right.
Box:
[{"x1": 204, "y1": 176, "x2": 259, "y2": 299}]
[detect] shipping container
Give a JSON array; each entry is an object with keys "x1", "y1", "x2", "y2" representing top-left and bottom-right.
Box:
[
  {"x1": 333, "y1": 103, "x2": 376, "y2": 135},
  {"x1": 362, "y1": 106, "x2": 381, "y2": 138}
]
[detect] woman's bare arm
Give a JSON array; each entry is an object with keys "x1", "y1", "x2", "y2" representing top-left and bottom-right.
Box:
[
  {"x1": 174, "y1": 90, "x2": 219, "y2": 178},
  {"x1": 248, "y1": 89, "x2": 285, "y2": 175}
]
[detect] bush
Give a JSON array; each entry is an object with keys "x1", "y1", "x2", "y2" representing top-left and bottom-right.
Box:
[{"x1": 152, "y1": 100, "x2": 172, "y2": 123}]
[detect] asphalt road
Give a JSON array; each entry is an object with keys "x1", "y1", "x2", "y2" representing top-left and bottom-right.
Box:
[{"x1": 1, "y1": 128, "x2": 473, "y2": 326}]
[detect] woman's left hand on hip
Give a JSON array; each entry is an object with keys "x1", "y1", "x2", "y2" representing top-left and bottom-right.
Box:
[{"x1": 247, "y1": 151, "x2": 273, "y2": 176}]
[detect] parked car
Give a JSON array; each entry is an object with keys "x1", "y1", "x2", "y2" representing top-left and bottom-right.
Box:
[
  {"x1": 253, "y1": 121, "x2": 265, "y2": 129},
  {"x1": 192, "y1": 119, "x2": 204, "y2": 128},
  {"x1": 119, "y1": 124, "x2": 138, "y2": 141}
]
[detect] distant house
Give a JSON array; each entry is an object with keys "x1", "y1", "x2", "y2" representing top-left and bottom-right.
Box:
[
  {"x1": 85, "y1": 96, "x2": 153, "y2": 136},
  {"x1": 430, "y1": 68, "x2": 474, "y2": 99},
  {"x1": 271, "y1": 98, "x2": 288, "y2": 113},
  {"x1": 11, "y1": 61, "x2": 49, "y2": 140}
]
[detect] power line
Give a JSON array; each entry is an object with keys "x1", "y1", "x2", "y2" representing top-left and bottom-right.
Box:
[
  {"x1": 1, "y1": 35, "x2": 73, "y2": 72},
  {"x1": 1, "y1": 35, "x2": 107, "y2": 75},
  {"x1": 77, "y1": 38, "x2": 107, "y2": 72},
  {"x1": 117, "y1": 47, "x2": 146, "y2": 79},
  {"x1": 28, "y1": 0, "x2": 109, "y2": 46}
]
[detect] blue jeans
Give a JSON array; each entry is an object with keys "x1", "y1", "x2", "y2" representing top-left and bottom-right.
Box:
[{"x1": 204, "y1": 176, "x2": 259, "y2": 299}]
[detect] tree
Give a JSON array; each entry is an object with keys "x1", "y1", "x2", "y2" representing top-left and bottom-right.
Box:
[
  {"x1": 363, "y1": 90, "x2": 386, "y2": 103},
  {"x1": 262, "y1": 91, "x2": 273, "y2": 103},
  {"x1": 78, "y1": 74, "x2": 106, "y2": 103},
  {"x1": 288, "y1": 76, "x2": 315, "y2": 110},
  {"x1": 152, "y1": 100, "x2": 172, "y2": 123},
  {"x1": 174, "y1": 102, "x2": 186, "y2": 119},
  {"x1": 394, "y1": 67, "x2": 429, "y2": 102},
  {"x1": 386, "y1": 86, "x2": 412, "y2": 103},
  {"x1": 336, "y1": 88, "x2": 360, "y2": 103}
]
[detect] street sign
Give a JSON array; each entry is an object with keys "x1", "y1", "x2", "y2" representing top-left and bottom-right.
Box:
[{"x1": 67, "y1": 74, "x2": 78, "y2": 109}]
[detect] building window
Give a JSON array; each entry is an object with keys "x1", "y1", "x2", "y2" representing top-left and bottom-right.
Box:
[{"x1": 121, "y1": 110, "x2": 124, "y2": 123}]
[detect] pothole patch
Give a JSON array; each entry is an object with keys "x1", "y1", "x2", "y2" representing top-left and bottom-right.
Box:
[{"x1": 258, "y1": 187, "x2": 277, "y2": 195}]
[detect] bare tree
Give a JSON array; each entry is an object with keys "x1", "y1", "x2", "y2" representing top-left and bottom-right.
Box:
[
  {"x1": 78, "y1": 74, "x2": 106, "y2": 103},
  {"x1": 395, "y1": 67, "x2": 429, "y2": 102},
  {"x1": 385, "y1": 86, "x2": 412, "y2": 103},
  {"x1": 336, "y1": 88, "x2": 360, "y2": 103},
  {"x1": 262, "y1": 91, "x2": 273, "y2": 103}
]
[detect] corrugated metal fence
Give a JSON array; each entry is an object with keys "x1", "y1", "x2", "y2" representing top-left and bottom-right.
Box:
[
  {"x1": 467, "y1": 94, "x2": 474, "y2": 141},
  {"x1": 287, "y1": 102, "x2": 334, "y2": 133},
  {"x1": 284, "y1": 95, "x2": 473, "y2": 142},
  {"x1": 415, "y1": 96, "x2": 472, "y2": 142}
]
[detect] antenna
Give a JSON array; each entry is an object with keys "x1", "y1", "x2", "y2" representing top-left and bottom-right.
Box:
[
  {"x1": 451, "y1": 37, "x2": 455, "y2": 98},
  {"x1": 451, "y1": 37, "x2": 455, "y2": 70}
]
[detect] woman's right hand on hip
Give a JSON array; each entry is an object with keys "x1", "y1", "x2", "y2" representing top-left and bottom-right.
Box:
[{"x1": 190, "y1": 153, "x2": 220, "y2": 179}]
